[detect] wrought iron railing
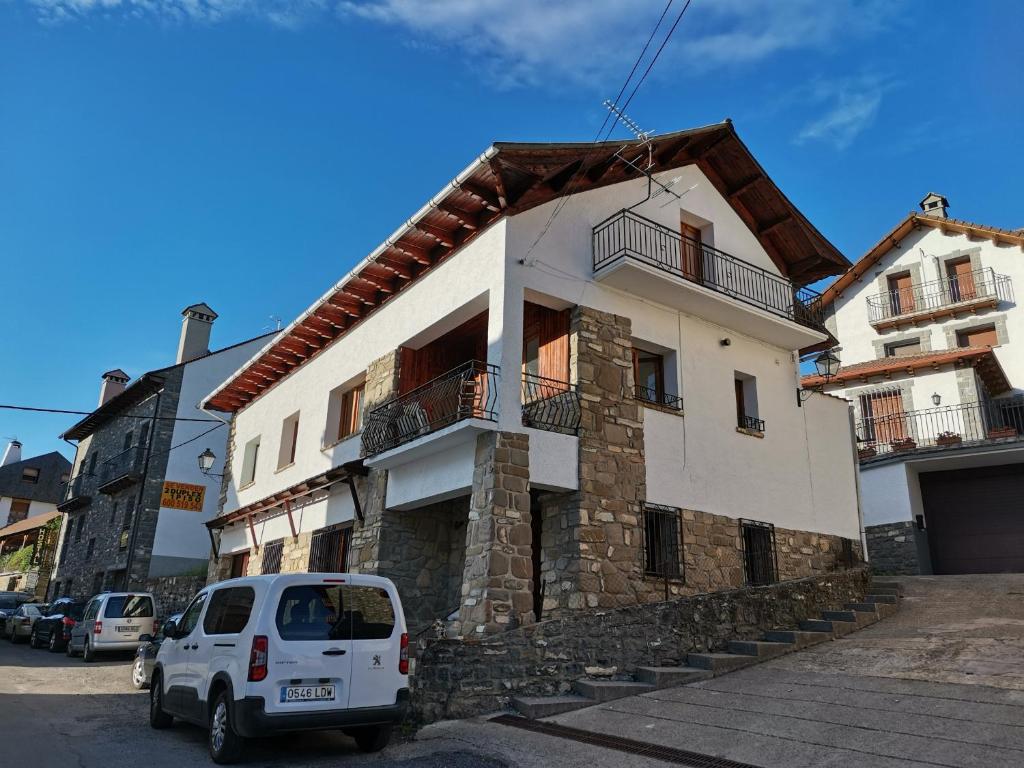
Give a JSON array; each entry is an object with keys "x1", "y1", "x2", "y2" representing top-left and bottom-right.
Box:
[
  {"x1": 634, "y1": 384, "x2": 683, "y2": 411},
  {"x1": 362, "y1": 360, "x2": 500, "y2": 455},
  {"x1": 99, "y1": 446, "x2": 145, "y2": 486},
  {"x1": 592, "y1": 209, "x2": 826, "y2": 332},
  {"x1": 643, "y1": 503, "x2": 684, "y2": 600},
  {"x1": 521, "y1": 373, "x2": 581, "y2": 435},
  {"x1": 856, "y1": 397, "x2": 1024, "y2": 460},
  {"x1": 741, "y1": 519, "x2": 778, "y2": 586},
  {"x1": 738, "y1": 414, "x2": 765, "y2": 432},
  {"x1": 866, "y1": 266, "x2": 1012, "y2": 323}
]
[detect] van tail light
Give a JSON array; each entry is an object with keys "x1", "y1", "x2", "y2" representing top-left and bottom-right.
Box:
[
  {"x1": 93, "y1": 621, "x2": 102, "y2": 635},
  {"x1": 248, "y1": 635, "x2": 269, "y2": 682},
  {"x1": 399, "y1": 632, "x2": 409, "y2": 675}
]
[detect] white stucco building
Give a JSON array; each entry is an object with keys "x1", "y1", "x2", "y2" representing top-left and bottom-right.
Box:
[
  {"x1": 805, "y1": 193, "x2": 1024, "y2": 574},
  {"x1": 204, "y1": 122, "x2": 864, "y2": 636}
]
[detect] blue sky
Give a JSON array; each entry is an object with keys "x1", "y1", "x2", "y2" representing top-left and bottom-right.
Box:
[{"x1": 2, "y1": 0, "x2": 1022, "y2": 460}]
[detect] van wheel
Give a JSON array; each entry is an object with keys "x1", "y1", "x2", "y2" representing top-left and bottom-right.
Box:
[
  {"x1": 149, "y1": 674, "x2": 174, "y2": 729},
  {"x1": 352, "y1": 724, "x2": 392, "y2": 753},
  {"x1": 83, "y1": 638, "x2": 96, "y2": 662},
  {"x1": 208, "y1": 691, "x2": 244, "y2": 764}
]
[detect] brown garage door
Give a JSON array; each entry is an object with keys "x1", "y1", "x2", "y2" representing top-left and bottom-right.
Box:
[{"x1": 919, "y1": 464, "x2": 1024, "y2": 574}]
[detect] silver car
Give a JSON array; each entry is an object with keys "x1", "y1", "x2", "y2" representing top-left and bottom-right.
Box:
[
  {"x1": 67, "y1": 592, "x2": 159, "y2": 662},
  {"x1": 5, "y1": 603, "x2": 48, "y2": 643}
]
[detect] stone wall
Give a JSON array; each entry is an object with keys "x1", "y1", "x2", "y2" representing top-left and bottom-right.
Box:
[
  {"x1": 412, "y1": 566, "x2": 871, "y2": 724},
  {"x1": 143, "y1": 573, "x2": 208, "y2": 616},
  {"x1": 865, "y1": 521, "x2": 921, "y2": 575}
]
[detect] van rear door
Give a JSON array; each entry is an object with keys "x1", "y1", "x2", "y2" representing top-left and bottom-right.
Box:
[
  {"x1": 260, "y1": 579, "x2": 354, "y2": 714},
  {"x1": 101, "y1": 594, "x2": 155, "y2": 644},
  {"x1": 344, "y1": 580, "x2": 405, "y2": 709}
]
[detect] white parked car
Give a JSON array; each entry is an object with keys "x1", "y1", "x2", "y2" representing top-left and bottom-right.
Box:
[
  {"x1": 149, "y1": 573, "x2": 410, "y2": 764},
  {"x1": 67, "y1": 592, "x2": 159, "y2": 662}
]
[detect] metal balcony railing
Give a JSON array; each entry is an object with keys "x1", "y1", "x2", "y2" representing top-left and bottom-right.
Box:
[
  {"x1": 361, "y1": 360, "x2": 500, "y2": 455},
  {"x1": 738, "y1": 415, "x2": 765, "y2": 432},
  {"x1": 521, "y1": 373, "x2": 581, "y2": 436},
  {"x1": 59, "y1": 473, "x2": 92, "y2": 511},
  {"x1": 856, "y1": 397, "x2": 1024, "y2": 460},
  {"x1": 98, "y1": 446, "x2": 146, "y2": 492},
  {"x1": 593, "y1": 209, "x2": 826, "y2": 332},
  {"x1": 634, "y1": 384, "x2": 683, "y2": 411},
  {"x1": 866, "y1": 267, "x2": 1013, "y2": 323}
]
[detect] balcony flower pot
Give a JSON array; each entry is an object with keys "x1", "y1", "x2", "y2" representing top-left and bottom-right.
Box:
[
  {"x1": 987, "y1": 425, "x2": 1018, "y2": 440},
  {"x1": 936, "y1": 432, "x2": 963, "y2": 448},
  {"x1": 891, "y1": 437, "x2": 917, "y2": 452},
  {"x1": 857, "y1": 446, "x2": 877, "y2": 460}
]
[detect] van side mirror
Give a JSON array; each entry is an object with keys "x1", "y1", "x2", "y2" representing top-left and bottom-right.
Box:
[{"x1": 162, "y1": 619, "x2": 178, "y2": 638}]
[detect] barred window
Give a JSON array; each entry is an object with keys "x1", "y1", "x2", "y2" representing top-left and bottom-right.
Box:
[
  {"x1": 308, "y1": 525, "x2": 352, "y2": 573},
  {"x1": 260, "y1": 539, "x2": 284, "y2": 575},
  {"x1": 741, "y1": 519, "x2": 778, "y2": 586},
  {"x1": 642, "y1": 503, "x2": 682, "y2": 579}
]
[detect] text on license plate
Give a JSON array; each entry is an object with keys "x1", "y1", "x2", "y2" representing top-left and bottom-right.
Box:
[
  {"x1": 116, "y1": 625, "x2": 138, "y2": 633},
  {"x1": 281, "y1": 685, "x2": 335, "y2": 703}
]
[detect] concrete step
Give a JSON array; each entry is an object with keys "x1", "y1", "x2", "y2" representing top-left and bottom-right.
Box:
[
  {"x1": 844, "y1": 602, "x2": 881, "y2": 614},
  {"x1": 869, "y1": 581, "x2": 903, "y2": 595},
  {"x1": 635, "y1": 666, "x2": 712, "y2": 688},
  {"x1": 572, "y1": 679, "x2": 655, "y2": 703},
  {"x1": 763, "y1": 629, "x2": 832, "y2": 649},
  {"x1": 686, "y1": 652, "x2": 759, "y2": 674},
  {"x1": 726, "y1": 640, "x2": 793, "y2": 659},
  {"x1": 800, "y1": 618, "x2": 857, "y2": 637},
  {"x1": 511, "y1": 695, "x2": 591, "y2": 719},
  {"x1": 870, "y1": 601, "x2": 898, "y2": 618},
  {"x1": 823, "y1": 609, "x2": 875, "y2": 629},
  {"x1": 866, "y1": 593, "x2": 899, "y2": 604}
]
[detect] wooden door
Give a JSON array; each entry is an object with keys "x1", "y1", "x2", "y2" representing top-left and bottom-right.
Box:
[
  {"x1": 947, "y1": 259, "x2": 976, "y2": 302},
  {"x1": 230, "y1": 550, "x2": 250, "y2": 579},
  {"x1": 680, "y1": 220, "x2": 703, "y2": 283},
  {"x1": 865, "y1": 391, "x2": 907, "y2": 444},
  {"x1": 887, "y1": 273, "x2": 915, "y2": 315}
]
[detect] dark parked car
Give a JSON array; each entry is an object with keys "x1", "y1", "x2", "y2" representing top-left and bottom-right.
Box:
[
  {"x1": 0, "y1": 592, "x2": 32, "y2": 635},
  {"x1": 131, "y1": 614, "x2": 179, "y2": 689},
  {"x1": 30, "y1": 598, "x2": 86, "y2": 652}
]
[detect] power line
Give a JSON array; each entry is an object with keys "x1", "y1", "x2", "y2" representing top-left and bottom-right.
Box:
[
  {"x1": 616, "y1": 0, "x2": 694, "y2": 120},
  {"x1": 0, "y1": 404, "x2": 221, "y2": 423}
]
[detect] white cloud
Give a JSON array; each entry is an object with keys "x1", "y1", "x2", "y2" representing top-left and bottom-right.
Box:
[
  {"x1": 795, "y1": 75, "x2": 896, "y2": 150},
  {"x1": 26, "y1": 0, "x2": 329, "y2": 27}
]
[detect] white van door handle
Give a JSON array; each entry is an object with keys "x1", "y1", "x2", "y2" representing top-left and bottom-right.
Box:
[{"x1": 322, "y1": 648, "x2": 347, "y2": 656}]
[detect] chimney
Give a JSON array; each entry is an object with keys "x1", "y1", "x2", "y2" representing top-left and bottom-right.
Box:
[
  {"x1": 1, "y1": 439, "x2": 22, "y2": 467},
  {"x1": 919, "y1": 192, "x2": 949, "y2": 219},
  {"x1": 177, "y1": 303, "x2": 218, "y2": 364},
  {"x1": 99, "y1": 369, "x2": 131, "y2": 406}
]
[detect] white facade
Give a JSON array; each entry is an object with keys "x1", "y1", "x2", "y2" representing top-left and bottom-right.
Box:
[
  {"x1": 0, "y1": 497, "x2": 57, "y2": 529},
  {"x1": 216, "y1": 164, "x2": 861, "y2": 556}
]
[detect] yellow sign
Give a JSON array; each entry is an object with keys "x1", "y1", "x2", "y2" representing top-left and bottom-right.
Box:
[{"x1": 161, "y1": 481, "x2": 206, "y2": 512}]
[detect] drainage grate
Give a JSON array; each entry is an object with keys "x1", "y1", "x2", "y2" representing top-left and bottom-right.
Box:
[{"x1": 491, "y1": 714, "x2": 763, "y2": 768}]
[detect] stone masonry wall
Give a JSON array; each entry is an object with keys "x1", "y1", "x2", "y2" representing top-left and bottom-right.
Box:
[
  {"x1": 412, "y1": 566, "x2": 871, "y2": 724},
  {"x1": 865, "y1": 521, "x2": 921, "y2": 575}
]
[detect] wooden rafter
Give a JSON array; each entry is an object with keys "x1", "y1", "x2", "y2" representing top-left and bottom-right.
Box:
[
  {"x1": 391, "y1": 241, "x2": 432, "y2": 265},
  {"x1": 461, "y1": 180, "x2": 501, "y2": 211},
  {"x1": 438, "y1": 200, "x2": 479, "y2": 230},
  {"x1": 413, "y1": 221, "x2": 456, "y2": 247}
]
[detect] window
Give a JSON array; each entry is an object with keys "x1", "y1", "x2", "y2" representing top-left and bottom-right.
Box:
[
  {"x1": 260, "y1": 539, "x2": 284, "y2": 575},
  {"x1": 957, "y1": 325, "x2": 998, "y2": 348},
  {"x1": 202, "y1": 586, "x2": 256, "y2": 635},
  {"x1": 741, "y1": 520, "x2": 778, "y2": 586},
  {"x1": 338, "y1": 385, "x2": 365, "y2": 441},
  {"x1": 633, "y1": 349, "x2": 665, "y2": 403},
  {"x1": 946, "y1": 257, "x2": 977, "y2": 302},
  {"x1": 859, "y1": 389, "x2": 907, "y2": 444},
  {"x1": 83, "y1": 598, "x2": 99, "y2": 621},
  {"x1": 642, "y1": 504, "x2": 682, "y2": 579},
  {"x1": 523, "y1": 334, "x2": 540, "y2": 377},
  {"x1": 120, "y1": 500, "x2": 134, "y2": 550},
  {"x1": 21, "y1": 467, "x2": 39, "y2": 484},
  {"x1": 887, "y1": 271, "x2": 915, "y2": 315},
  {"x1": 734, "y1": 373, "x2": 763, "y2": 432},
  {"x1": 104, "y1": 594, "x2": 154, "y2": 618},
  {"x1": 275, "y1": 584, "x2": 395, "y2": 642},
  {"x1": 278, "y1": 412, "x2": 301, "y2": 468},
  {"x1": 239, "y1": 436, "x2": 261, "y2": 487},
  {"x1": 110, "y1": 501, "x2": 119, "y2": 525},
  {"x1": 123, "y1": 431, "x2": 133, "y2": 451},
  {"x1": 85, "y1": 538, "x2": 96, "y2": 560},
  {"x1": 88, "y1": 452, "x2": 98, "y2": 476},
  {"x1": 309, "y1": 525, "x2": 351, "y2": 573},
  {"x1": 884, "y1": 339, "x2": 922, "y2": 357},
  {"x1": 176, "y1": 592, "x2": 208, "y2": 638},
  {"x1": 230, "y1": 550, "x2": 250, "y2": 579},
  {"x1": 74, "y1": 515, "x2": 85, "y2": 543},
  {"x1": 8, "y1": 499, "x2": 30, "y2": 524},
  {"x1": 139, "y1": 423, "x2": 150, "y2": 447}
]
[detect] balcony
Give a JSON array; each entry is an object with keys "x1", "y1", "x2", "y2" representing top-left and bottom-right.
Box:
[
  {"x1": 521, "y1": 373, "x2": 581, "y2": 435},
  {"x1": 866, "y1": 267, "x2": 1013, "y2": 331},
  {"x1": 97, "y1": 446, "x2": 146, "y2": 494},
  {"x1": 592, "y1": 210, "x2": 827, "y2": 349},
  {"x1": 57, "y1": 473, "x2": 91, "y2": 512},
  {"x1": 856, "y1": 397, "x2": 1024, "y2": 462},
  {"x1": 362, "y1": 360, "x2": 499, "y2": 457}
]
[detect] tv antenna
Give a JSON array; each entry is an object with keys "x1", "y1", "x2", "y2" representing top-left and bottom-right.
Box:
[
  {"x1": 603, "y1": 100, "x2": 686, "y2": 211},
  {"x1": 265, "y1": 315, "x2": 282, "y2": 332}
]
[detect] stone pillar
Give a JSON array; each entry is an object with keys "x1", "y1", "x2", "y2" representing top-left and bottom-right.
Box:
[
  {"x1": 349, "y1": 350, "x2": 401, "y2": 574},
  {"x1": 459, "y1": 431, "x2": 533, "y2": 636},
  {"x1": 570, "y1": 306, "x2": 647, "y2": 610}
]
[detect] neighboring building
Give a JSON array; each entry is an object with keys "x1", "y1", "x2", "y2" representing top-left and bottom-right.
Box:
[
  {"x1": 203, "y1": 122, "x2": 863, "y2": 638},
  {"x1": 805, "y1": 193, "x2": 1024, "y2": 575},
  {"x1": 0, "y1": 442, "x2": 71, "y2": 596},
  {"x1": 49, "y1": 304, "x2": 274, "y2": 609}
]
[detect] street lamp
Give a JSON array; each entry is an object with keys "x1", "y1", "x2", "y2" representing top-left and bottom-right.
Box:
[
  {"x1": 198, "y1": 448, "x2": 218, "y2": 475},
  {"x1": 798, "y1": 348, "x2": 842, "y2": 404}
]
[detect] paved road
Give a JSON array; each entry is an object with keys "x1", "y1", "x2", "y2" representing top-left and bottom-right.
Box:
[{"x1": 544, "y1": 574, "x2": 1024, "y2": 767}]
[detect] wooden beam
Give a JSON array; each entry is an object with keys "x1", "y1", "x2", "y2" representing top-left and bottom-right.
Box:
[
  {"x1": 357, "y1": 271, "x2": 394, "y2": 293},
  {"x1": 414, "y1": 221, "x2": 456, "y2": 247},
  {"x1": 727, "y1": 175, "x2": 761, "y2": 198},
  {"x1": 758, "y1": 214, "x2": 793, "y2": 236},
  {"x1": 656, "y1": 136, "x2": 692, "y2": 167},
  {"x1": 543, "y1": 159, "x2": 583, "y2": 193},
  {"x1": 488, "y1": 161, "x2": 510, "y2": 208},
  {"x1": 586, "y1": 154, "x2": 619, "y2": 183},
  {"x1": 374, "y1": 254, "x2": 414, "y2": 280},
  {"x1": 391, "y1": 241, "x2": 432, "y2": 265},
  {"x1": 341, "y1": 283, "x2": 378, "y2": 304},
  {"x1": 461, "y1": 181, "x2": 501, "y2": 211},
  {"x1": 438, "y1": 200, "x2": 479, "y2": 230}
]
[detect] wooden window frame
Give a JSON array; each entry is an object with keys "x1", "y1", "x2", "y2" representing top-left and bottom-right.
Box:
[
  {"x1": 956, "y1": 324, "x2": 998, "y2": 349},
  {"x1": 633, "y1": 349, "x2": 666, "y2": 403},
  {"x1": 337, "y1": 384, "x2": 365, "y2": 441},
  {"x1": 278, "y1": 413, "x2": 300, "y2": 469}
]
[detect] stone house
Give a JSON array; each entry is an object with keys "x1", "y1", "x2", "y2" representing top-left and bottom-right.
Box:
[
  {"x1": 204, "y1": 122, "x2": 864, "y2": 637},
  {"x1": 49, "y1": 304, "x2": 274, "y2": 611},
  {"x1": 805, "y1": 193, "x2": 1024, "y2": 575}
]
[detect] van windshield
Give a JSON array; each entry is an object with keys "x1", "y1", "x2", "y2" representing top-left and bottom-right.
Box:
[
  {"x1": 104, "y1": 595, "x2": 154, "y2": 619},
  {"x1": 276, "y1": 584, "x2": 395, "y2": 641}
]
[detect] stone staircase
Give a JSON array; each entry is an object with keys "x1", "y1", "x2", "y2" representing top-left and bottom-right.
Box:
[{"x1": 511, "y1": 578, "x2": 903, "y2": 719}]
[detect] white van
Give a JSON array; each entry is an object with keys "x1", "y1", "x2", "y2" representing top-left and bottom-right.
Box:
[
  {"x1": 149, "y1": 573, "x2": 410, "y2": 763},
  {"x1": 67, "y1": 592, "x2": 159, "y2": 662}
]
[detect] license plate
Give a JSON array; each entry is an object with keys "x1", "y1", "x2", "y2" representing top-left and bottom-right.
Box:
[
  {"x1": 116, "y1": 625, "x2": 138, "y2": 633},
  {"x1": 281, "y1": 685, "x2": 335, "y2": 703}
]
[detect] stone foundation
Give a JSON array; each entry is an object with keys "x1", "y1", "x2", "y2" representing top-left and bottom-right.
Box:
[
  {"x1": 865, "y1": 521, "x2": 921, "y2": 575},
  {"x1": 412, "y1": 566, "x2": 870, "y2": 724},
  {"x1": 144, "y1": 573, "x2": 208, "y2": 616}
]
